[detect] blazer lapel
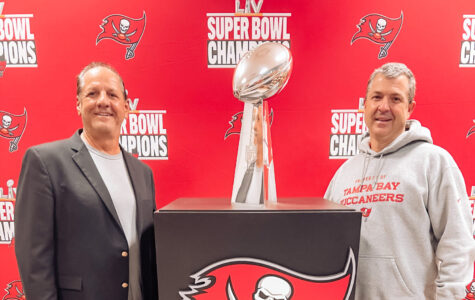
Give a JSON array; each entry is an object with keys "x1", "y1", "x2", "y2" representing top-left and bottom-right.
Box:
[{"x1": 70, "y1": 132, "x2": 123, "y2": 229}]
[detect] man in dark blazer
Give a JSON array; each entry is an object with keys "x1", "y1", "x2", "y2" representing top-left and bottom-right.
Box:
[{"x1": 14, "y1": 62, "x2": 158, "y2": 300}]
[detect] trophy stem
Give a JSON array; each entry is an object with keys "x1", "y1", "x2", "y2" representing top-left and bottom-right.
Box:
[
  {"x1": 262, "y1": 101, "x2": 277, "y2": 203},
  {"x1": 231, "y1": 100, "x2": 277, "y2": 205}
]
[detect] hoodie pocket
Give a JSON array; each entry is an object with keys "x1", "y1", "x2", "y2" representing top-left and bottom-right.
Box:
[{"x1": 357, "y1": 255, "x2": 414, "y2": 297}]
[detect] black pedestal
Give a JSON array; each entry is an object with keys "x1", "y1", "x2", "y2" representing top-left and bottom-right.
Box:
[{"x1": 154, "y1": 197, "x2": 361, "y2": 299}]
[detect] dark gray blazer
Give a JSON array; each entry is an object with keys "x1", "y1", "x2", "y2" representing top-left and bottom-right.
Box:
[{"x1": 14, "y1": 130, "x2": 158, "y2": 300}]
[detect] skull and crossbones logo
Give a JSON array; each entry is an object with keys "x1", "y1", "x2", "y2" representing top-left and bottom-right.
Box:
[
  {"x1": 0, "y1": 115, "x2": 18, "y2": 136},
  {"x1": 112, "y1": 18, "x2": 137, "y2": 42},
  {"x1": 465, "y1": 280, "x2": 475, "y2": 299},
  {"x1": 368, "y1": 18, "x2": 393, "y2": 41},
  {"x1": 226, "y1": 274, "x2": 293, "y2": 300},
  {"x1": 253, "y1": 275, "x2": 293, "y2": 300}
]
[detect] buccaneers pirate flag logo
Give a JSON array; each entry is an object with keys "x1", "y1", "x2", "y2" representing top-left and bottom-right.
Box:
[
  {"x1": 351, "y1": 12, "x2": 403, "y2": 59},
  {"x1": 465, "y1": 279, "x2": 475, "y2": 300},
  {"x1": 467, "y1": 120, "x2": 475, "y2": 139},
  {"x1": 225, "y1": 109, "x2": 273, "y2": 140},
  {"x1": 180, "y1": 249, "x2": 356, "y2": 300},
  {"x1": 0, "y1": 108, "x2": 27, "y2": 152},
  {"x1": 225, "y1": 111, "x2": 244, "y2": 140},
  {"x1": 0, "y1": 60, "x2": 6, "y2": 78},
  {"x1": 2, "y1": 280, "x2": 25, "y2": 300},
  {"x1": 96, "y1": 12, "x2": 146, "y2": 60}
]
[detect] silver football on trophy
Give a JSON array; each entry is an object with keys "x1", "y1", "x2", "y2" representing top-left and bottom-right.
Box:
[{"x1": 233, "y1": 42, "x2": 293, "y2": 103}]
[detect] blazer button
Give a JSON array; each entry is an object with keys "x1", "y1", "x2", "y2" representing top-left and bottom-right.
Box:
[
  {"x1": 122, "y1": 251, "x2": 128, "y2": 257},
  {"x1": 122, "y1": 282, "x2": 129, "y2": 288}
]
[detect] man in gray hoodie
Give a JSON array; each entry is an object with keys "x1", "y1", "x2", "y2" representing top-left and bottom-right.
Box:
[{"x1": 325, "y1": 62, "x2": 475, "y2": 299}]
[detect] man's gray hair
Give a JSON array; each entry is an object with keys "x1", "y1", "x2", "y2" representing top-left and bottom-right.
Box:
[
  {"x1": 76, "y1": 62, "x2": 127, "y2": 100},
  {"x1": 366, "y1": 62, "x2": 416, "y2": 103}
]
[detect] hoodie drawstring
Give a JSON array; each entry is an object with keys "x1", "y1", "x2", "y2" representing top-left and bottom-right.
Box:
[
  {"x1": 373, "y1": 154, "x2": 384, "y2": 187},
  {"x1": 360, "y1": 154, "x2": 370, "y2": 186},
  {"x1": 360, "y1": 153, "x2": 385, "y2": 188}
]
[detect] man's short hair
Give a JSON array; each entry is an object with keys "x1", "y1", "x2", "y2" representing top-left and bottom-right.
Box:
[
  {"x1": 366, "y1": 62, "x2": 416, "y2": 103},
  {"x1": 76, "y1": 62, "x2": 127, "y2": 100}
]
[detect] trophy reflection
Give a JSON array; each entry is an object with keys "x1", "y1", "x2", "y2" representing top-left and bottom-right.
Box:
[{"x1": 231, "y1": 42, "x2": 293, "y2": 205}]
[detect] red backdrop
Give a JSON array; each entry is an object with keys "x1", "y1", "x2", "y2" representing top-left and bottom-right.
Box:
[{"x1": 0, "y1": 0, "x2": 474, "y2": 296}]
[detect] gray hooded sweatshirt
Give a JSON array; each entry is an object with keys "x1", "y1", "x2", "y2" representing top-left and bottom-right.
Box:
[{"x1": 325, "y1": 120, "x2": 475, "y2": 299}]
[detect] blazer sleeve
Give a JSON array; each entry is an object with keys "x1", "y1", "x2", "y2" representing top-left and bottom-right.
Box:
[{"x1": 15, "y1": 147, "x2": 58, "y2": 300}]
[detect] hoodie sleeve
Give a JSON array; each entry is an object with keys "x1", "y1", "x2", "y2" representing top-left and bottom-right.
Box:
[{"x1": 427, "y1": 154, "x2": 475, "y2": 299}]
